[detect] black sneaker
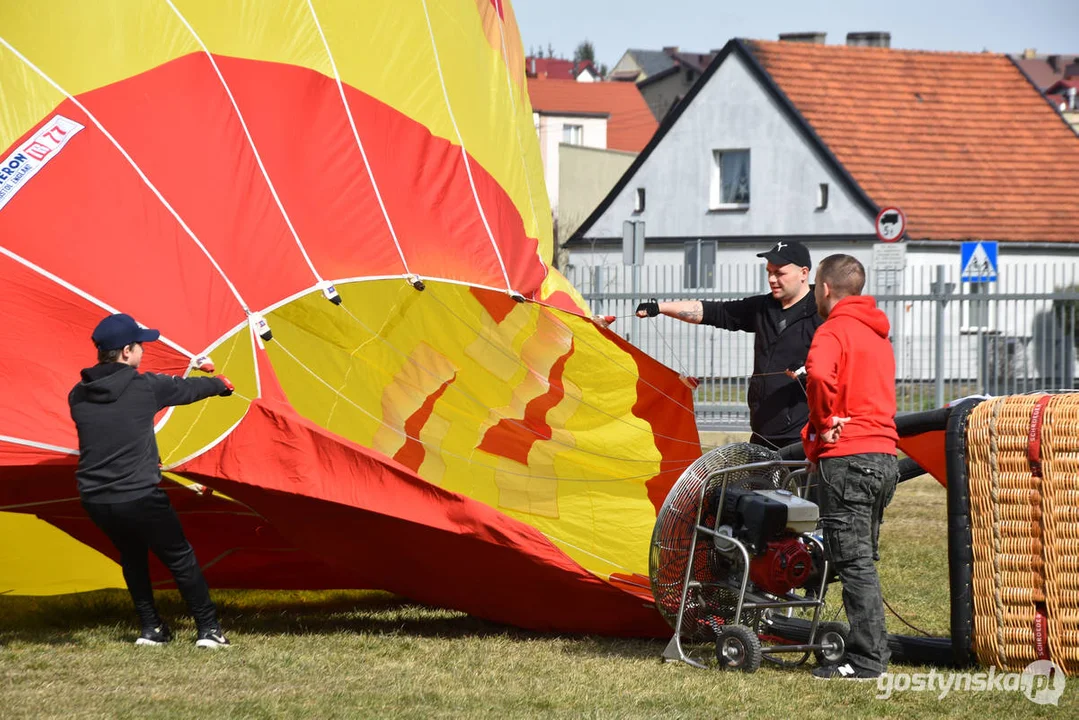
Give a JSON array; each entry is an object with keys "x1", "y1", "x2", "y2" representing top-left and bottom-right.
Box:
[
  {"x1": 195, "y1": 626, "x2": 231, "y2": 649},
  {"x1": 135, "y1": 624, "x2": 173, "y2": 646},
  {"x1": 812, "y1": 663, "x2": 880, "y2": 680}
]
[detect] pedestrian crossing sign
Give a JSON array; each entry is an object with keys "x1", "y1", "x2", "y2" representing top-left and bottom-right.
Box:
[{"x1": 960, "y1": 241, "x2": 997, "y2": 282}]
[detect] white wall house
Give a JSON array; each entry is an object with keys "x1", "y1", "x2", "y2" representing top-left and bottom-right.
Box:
[
  {"x1": 567, "y1": 37, "x2": 1079, "y2": 392},
  {"x1": 532, "y1": 111, "x2": 607, "y2": 216}
]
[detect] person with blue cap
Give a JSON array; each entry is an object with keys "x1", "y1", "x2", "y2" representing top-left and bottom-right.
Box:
[{"x1": 68, "y1": 313, "x2": 235, "y2": 648}]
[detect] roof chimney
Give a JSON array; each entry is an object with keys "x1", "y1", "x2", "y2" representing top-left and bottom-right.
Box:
[
  {"x1": 1022, "y1": 48, "x2": 1038, "y2": 59},
  {"x1": 1048, "y1": 55, "x2": 1062, "y2": 72},
  {"x1": 846, "y1": 32, "x2": 891, "y2": 48},
  {"x1": 778, "y1": 32, "x2": 827, "y2": 44},
  {"x1": 662, "y1": 46, "x2": 680, "y2": 55}
]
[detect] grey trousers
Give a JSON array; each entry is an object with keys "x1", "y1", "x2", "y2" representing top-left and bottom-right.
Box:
[{"x1": 812, "y1": 453, "x2": 898, "y2": 673}]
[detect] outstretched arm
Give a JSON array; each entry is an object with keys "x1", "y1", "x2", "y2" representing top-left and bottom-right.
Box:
[
  {"x1": 637, "y1": 296, "x2": 760, "y2": 331},
  {"x1": 146, "y1": 373, "x2": 231, "y2": 410},
  {"x1": 636, "y1": 300, "x2": 704, "y2": 324}
]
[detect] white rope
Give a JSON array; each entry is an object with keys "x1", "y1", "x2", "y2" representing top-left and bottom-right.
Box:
[
  {"x1": 419, "y1": 0, "x2": 514, "y2": 293},
  {"x1": 165, "y1": 0, "x2": 323, "y2": 283},
  {"x1": 0, "y1": 34, "x2": 251, "y2": 315},
  {"x1": 304, "y1": 0, "x2": 413, "y2": 277}
]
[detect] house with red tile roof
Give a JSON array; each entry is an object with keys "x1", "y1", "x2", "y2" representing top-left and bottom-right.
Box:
[
  {"x1": 568, "y1": 36, "x2": 1079, "y2": 367},
  {"x1": 572, "y1": 36, "x2": 1079, "y2": 255},
  {"x1": 527, "y1": 77, "x2": 658, "y2": 242}
]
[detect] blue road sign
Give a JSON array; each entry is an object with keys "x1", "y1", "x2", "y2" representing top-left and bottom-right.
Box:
[{"x1": 960, "y1": 241, "x2": 998, "y2": 283}]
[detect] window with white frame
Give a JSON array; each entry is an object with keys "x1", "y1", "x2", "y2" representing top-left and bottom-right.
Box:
[
  {"x1": 710, "y1": 149, "x2": 750, "y2": 209},
  {"x1": 562, "y1": 124, "x2": 583, "y2": 145},
  {"x1": 684, "y1": 239, "x2": 716, "y2": 289}
]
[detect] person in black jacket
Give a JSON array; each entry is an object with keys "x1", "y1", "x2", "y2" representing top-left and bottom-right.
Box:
[
  {"x1": 69, "y1": 313, "x2": 235, "y2": 648},
  {"x1": 636, "y1": 241, "x2": 822, "y2": 451}
]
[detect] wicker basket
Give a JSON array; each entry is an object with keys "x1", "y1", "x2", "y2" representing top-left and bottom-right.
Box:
[{"x1": 966, "y1": 395, "x2": 1079, "y2": 675}]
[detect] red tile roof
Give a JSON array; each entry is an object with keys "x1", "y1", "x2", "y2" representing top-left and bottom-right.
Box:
[
  {"x1": 525, "y1": 57, "x2": 596, "y2": 80},
  {"x1": 526, "y1": 78, "x2": 658, "y2": 153},
  {"x1": 748, "y1": 40, "x2": 1079, "y2": 243}
]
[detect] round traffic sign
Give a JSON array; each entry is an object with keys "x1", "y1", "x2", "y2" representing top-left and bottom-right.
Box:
[{"x1": 875, "y1": 207, "x2": 906, "y2": 243}]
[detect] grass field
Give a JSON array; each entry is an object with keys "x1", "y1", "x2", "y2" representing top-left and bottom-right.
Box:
[{"x1": 1, "y1": 476, "x2": 1073, "y2": 719}]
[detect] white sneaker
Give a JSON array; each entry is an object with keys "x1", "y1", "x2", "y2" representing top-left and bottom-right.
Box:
[
  {"x1": 134, "y1": 624, "x2": 172, "y2": 646},
  {"x1": 195, "y1": 627, "x2": 231, "y2": 649}
]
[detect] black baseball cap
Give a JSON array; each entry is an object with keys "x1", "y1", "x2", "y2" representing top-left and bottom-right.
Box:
[
  {"x1": 757, "y1": 240, "x2": 812, "y2": 270},
  {"x1": 91, "y1": 313, "x2": 160, "y2": 351}
]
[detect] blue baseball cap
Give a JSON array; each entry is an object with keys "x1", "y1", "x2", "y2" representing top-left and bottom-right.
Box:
[{"x1": 91, "y1": 313, "x2": 160, "y2": 350}]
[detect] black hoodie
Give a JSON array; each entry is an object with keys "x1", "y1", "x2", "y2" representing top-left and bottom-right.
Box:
[
  {"x1": 701, "y1": 288, "x2": 823, "y2": 442},
  {"x1": 68, "y1": 364, "x2": 227, "y2": 503}
]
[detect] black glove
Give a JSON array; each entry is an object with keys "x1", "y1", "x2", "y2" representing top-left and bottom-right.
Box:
[{"x1": 636, "y1": 298, "x2": 660, "y2": 318}]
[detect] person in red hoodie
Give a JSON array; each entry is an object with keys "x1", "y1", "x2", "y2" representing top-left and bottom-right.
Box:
[{"x1": 801, "y1": 254, "x2": 898, "y2": 680}]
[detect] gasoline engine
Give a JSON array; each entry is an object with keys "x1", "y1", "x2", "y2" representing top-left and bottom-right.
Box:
[{"x1": 712, "y1": 487, "x2": 823, "y2": 596}]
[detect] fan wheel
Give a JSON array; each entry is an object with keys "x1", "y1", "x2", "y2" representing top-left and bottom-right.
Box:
[
  {"x1": 715, "y1": 624, "x2": 762, "y2": 673},
  {"x1": 813, "y1": 622, "x2": 850, "y2": 666}
]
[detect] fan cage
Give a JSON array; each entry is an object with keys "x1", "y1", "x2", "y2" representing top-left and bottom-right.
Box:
[{"x1": 649, "y1": 443, "x2": 788, "y2": 639}]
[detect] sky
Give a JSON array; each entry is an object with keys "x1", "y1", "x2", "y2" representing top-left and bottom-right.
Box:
[{"x1": 514, "y1": 0, "x2": 1079, "y2": 69}]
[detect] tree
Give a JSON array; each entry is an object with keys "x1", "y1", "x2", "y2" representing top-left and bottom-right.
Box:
[{"x1": 574, "y1": 39, "x2": 595, "y2": 64}]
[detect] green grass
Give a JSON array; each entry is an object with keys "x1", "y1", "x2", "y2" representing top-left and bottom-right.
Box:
[{"x1": 1, "y1": 477, "x2": 1073, "y2": 719}]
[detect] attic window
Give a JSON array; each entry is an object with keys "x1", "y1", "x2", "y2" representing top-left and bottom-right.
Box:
[
  {"x1": 710, "y1": 149, "x2": 750, "y2": 209},
  {"x1": 817, "y1": 183, "x2": 829, "y2": 210},
  {"x1": 562, "y1": 124, "x2": 583, "y2": 145},
  {"x1": 634, "y1": 188, "x2": 646, "y2": 213}
]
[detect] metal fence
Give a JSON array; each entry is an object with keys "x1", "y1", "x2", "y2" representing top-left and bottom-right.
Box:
[{"x1": 565, "y1": 262, "x2": 1079, "y2": 429}]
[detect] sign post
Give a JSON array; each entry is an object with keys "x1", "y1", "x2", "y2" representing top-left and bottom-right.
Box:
[{"x1": 873, "y1": 207, "x2": 906, "y2": 295}]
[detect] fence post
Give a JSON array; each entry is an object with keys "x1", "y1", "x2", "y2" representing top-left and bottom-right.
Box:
[{"x1": 930, "y1": 265, "x2": 955, "y2": 408}]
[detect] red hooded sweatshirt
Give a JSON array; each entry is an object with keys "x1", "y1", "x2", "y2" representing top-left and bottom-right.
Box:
[{"x1": 801, "y1": 295, "x2": 898, "y2": 463}]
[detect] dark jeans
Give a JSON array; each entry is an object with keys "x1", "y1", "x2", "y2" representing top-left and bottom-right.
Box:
[
  {"x1": 812, "y1": 453, "x2": 898, "y2": 673},
  {"x1": 82, "y1": 487, "x2": 218, "y2": 631}
]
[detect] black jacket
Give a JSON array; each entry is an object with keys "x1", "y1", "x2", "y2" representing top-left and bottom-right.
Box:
[
  {"x1": 69, "y1": 363, "x2": 227, "y2": 503},
  {"x1": 701, "y1": 289, "x2": 822, "y2": 442}
]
